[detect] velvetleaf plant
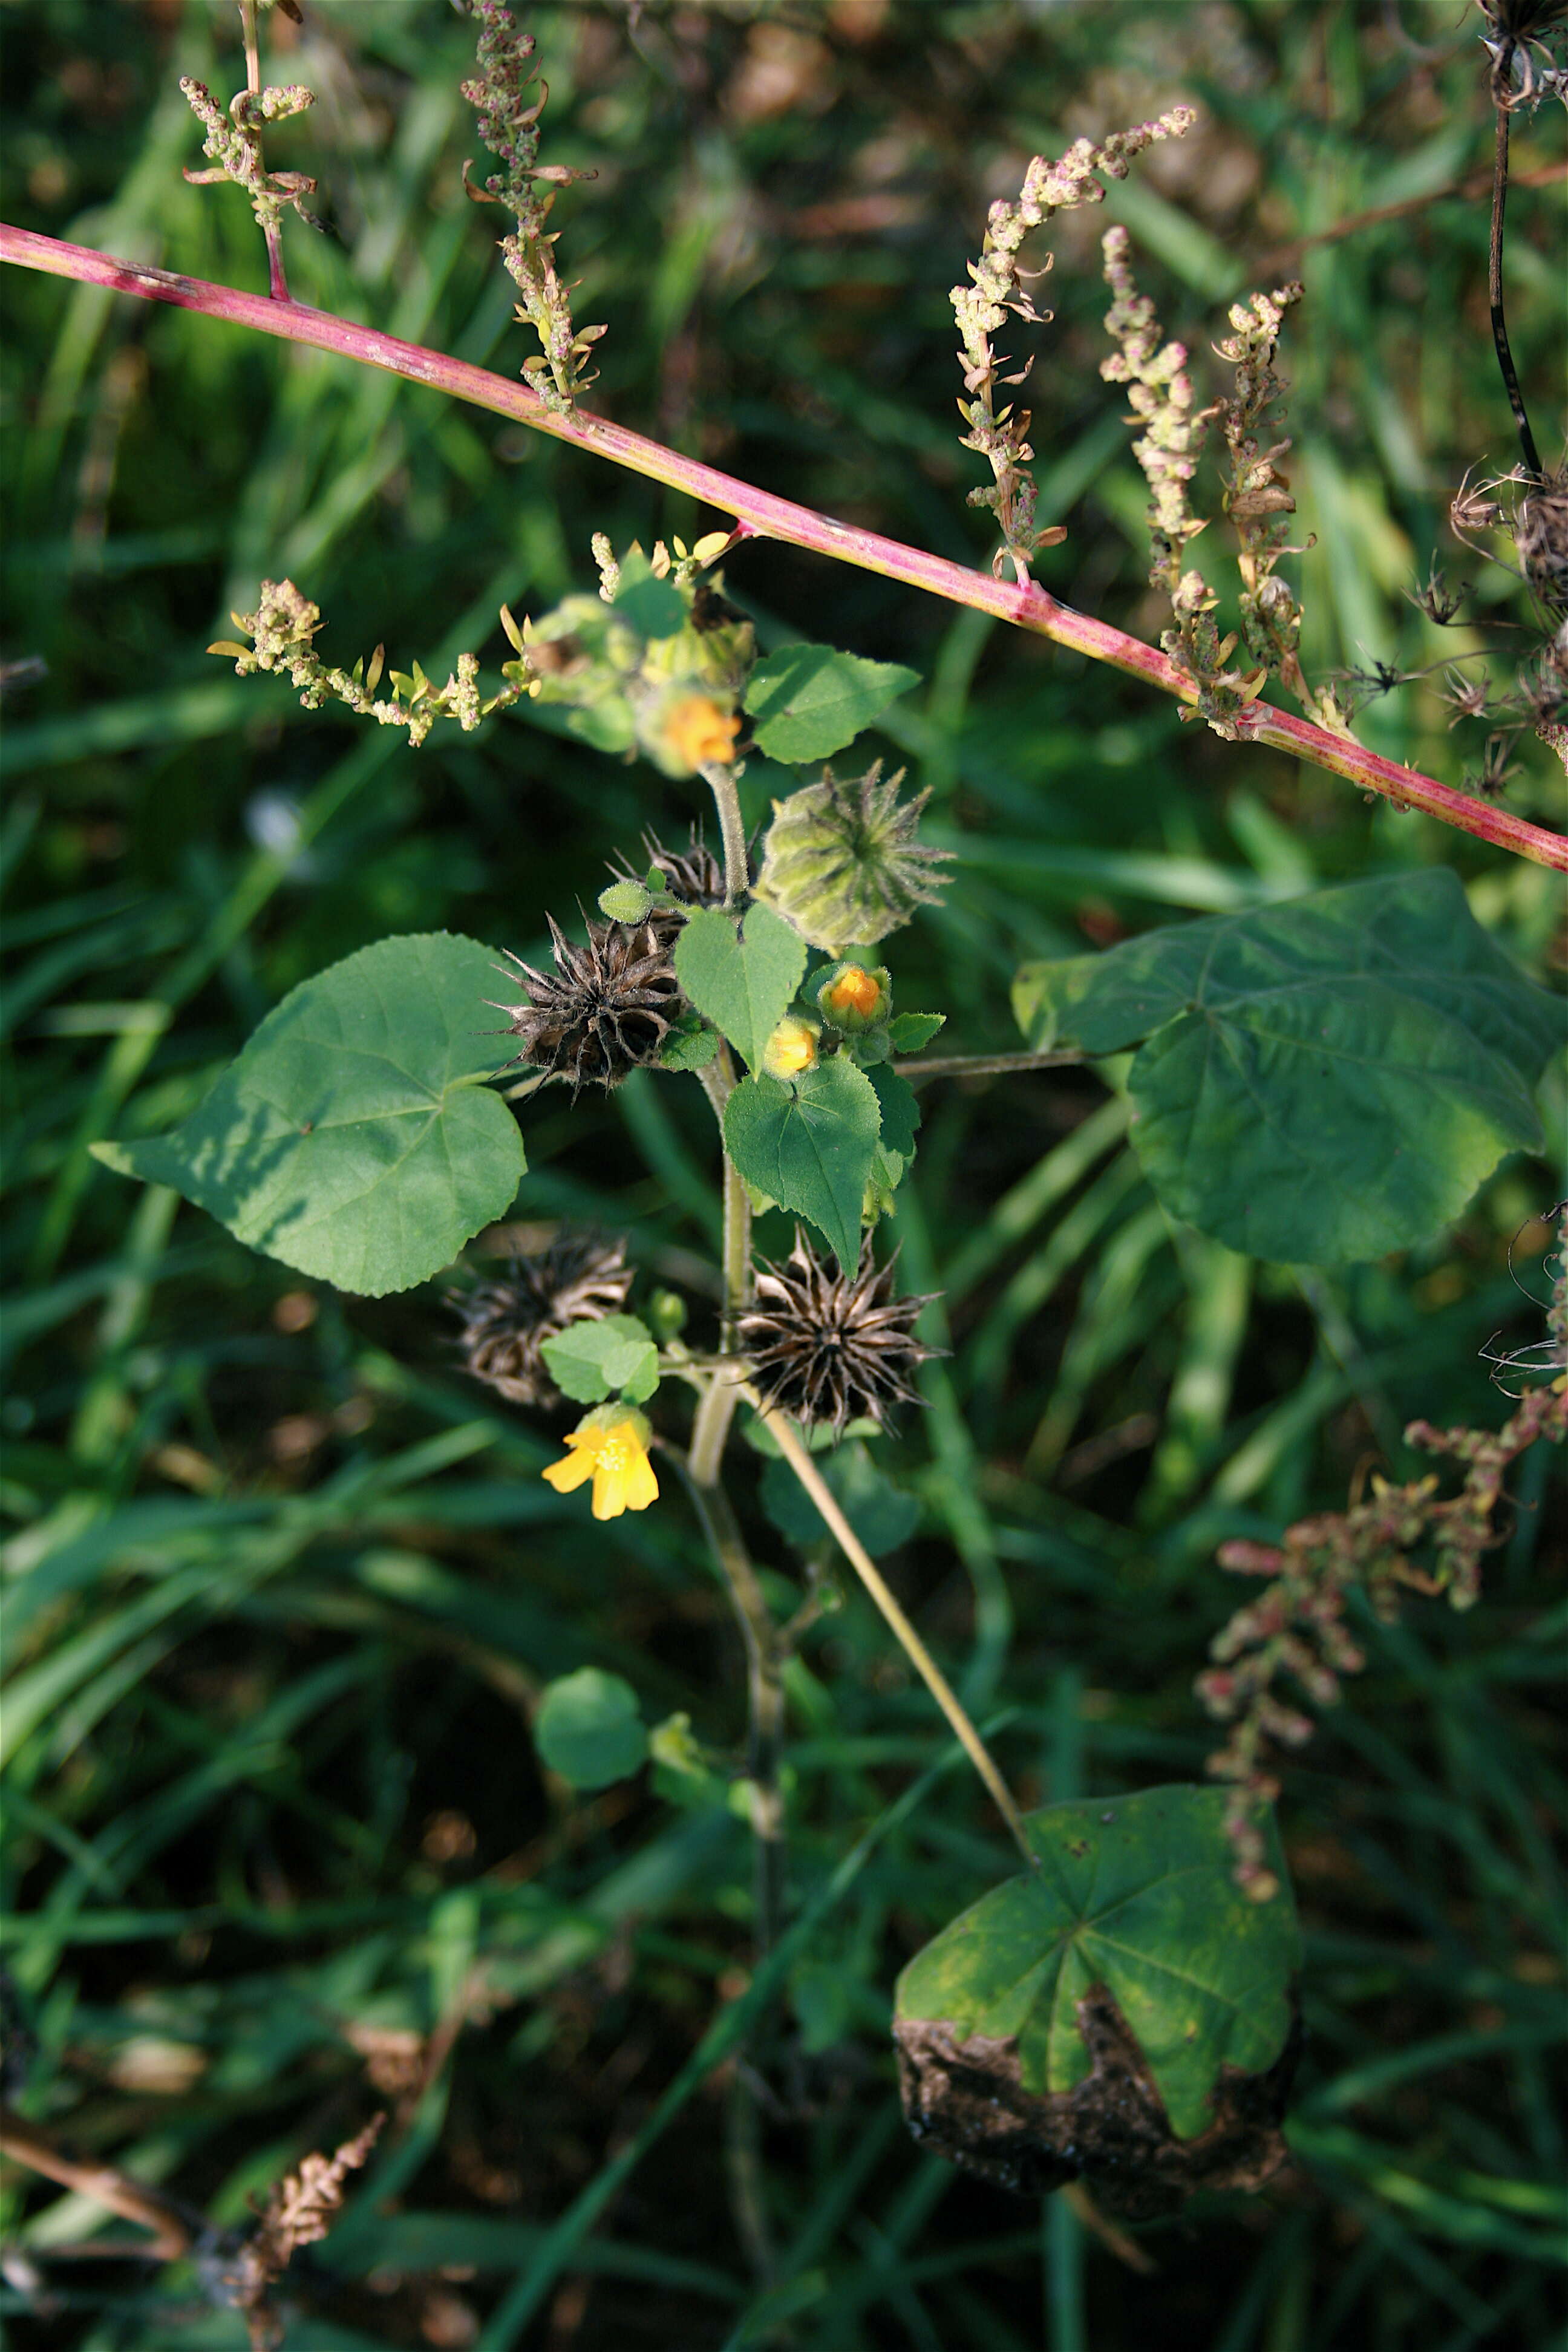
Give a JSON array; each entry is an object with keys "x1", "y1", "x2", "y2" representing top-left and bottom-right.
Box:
[{"x1": 10, "y1": 0, "x2": 1560, "y2": 2249}]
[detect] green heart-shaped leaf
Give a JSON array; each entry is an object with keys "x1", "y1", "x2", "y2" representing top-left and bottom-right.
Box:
[{"x1": 92, "y1": 933, "x2": 524, "y2": 1296}]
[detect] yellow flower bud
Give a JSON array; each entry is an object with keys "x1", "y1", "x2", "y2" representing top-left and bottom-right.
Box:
[
  {"x1": 762, "y1": 1017, "x2": 818, "y2": 1081},
  {"x1": 820, "y1": 963, "x2": 887, "y2": 1026}
]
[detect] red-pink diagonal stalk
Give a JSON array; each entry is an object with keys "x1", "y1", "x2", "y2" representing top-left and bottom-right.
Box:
[{"x1": 4, "y1": 224, "x2": 1563, "y2": 872}]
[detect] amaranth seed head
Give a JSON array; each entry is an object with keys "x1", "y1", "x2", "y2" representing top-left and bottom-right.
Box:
[
  {"x1": 738, "y1": 1228, "x2": 941, "y2": 1439},
  {"x1": 492, "y1": 913, "x2": 681, "y2": 1091}
]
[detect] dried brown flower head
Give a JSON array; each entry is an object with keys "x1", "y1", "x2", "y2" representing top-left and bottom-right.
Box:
[
  {"x1": 220, "y1": 2115, "x2": 384, "y2": 2352},
  {"x1": 494, "y1": 915, "x2": 681, "y2": 1091},
  {"x1": 453, "y1": 1231, "x2": 632, "y2": 1406},
  {"x1": 738, "y1": 1229, "x2": 940, "y2": 1438}
]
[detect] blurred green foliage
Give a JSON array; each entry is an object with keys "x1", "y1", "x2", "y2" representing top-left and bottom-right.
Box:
[{"x1": 1, "y1": 3, "x2": 1563, "y2": 2347}]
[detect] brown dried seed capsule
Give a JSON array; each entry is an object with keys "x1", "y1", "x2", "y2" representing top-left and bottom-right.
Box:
[
  {"x1": 452, "y1": 1232, "x2": 632, "y2": 1408},
  {"x1": 492, "y1": 914, "x2": 681, "y2": 1092},
  {"x1": 738, "y1": 1229, "x2": 941, "y2": 1439}
]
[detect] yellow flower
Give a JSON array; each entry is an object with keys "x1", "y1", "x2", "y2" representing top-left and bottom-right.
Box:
[
  {"x1": 762, "y1": 1016, "x2": 818, "y2": 1080},
  {"x1": 661, "y1": 694, "x2": 741, "y2": 771},
  {"x1": 541, "y1": 1414, "x2": 659, "y2": 1521}
]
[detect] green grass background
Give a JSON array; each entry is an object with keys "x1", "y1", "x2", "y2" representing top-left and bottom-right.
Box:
[{"x1": 1, "y1": 2, "x2": 1564, "y2": 2347}]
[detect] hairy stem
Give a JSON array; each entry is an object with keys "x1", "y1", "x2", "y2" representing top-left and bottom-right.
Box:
[
  {"x1": 684, "y1": 1055, "x2": 780, "y2": 1963},
  {"x1": 1489, "y1": 85, "x2": 1543, "y2": 481},
  {"x1": 683, "y1": 1469, "x2": 786, "y2": 1958},
  {"x1": 702, "y1": 759, "x2": 750, "y2": 907},
  {"x1": 895, "y1": 1048, "x2": 1085, "y2": 1083},
  {"x1": 750, "y1": 1393, "x2": 1037, "y2": 1870},
  {"x1": 4, "y1": 226, "x2": 1563, "y2": 870},
  {"x1": 240, "y1": 0, "x2": 289, "y2": 302},
  {"x1": 690, "y1": 1053, "x2": 750, "y2": 1485}
]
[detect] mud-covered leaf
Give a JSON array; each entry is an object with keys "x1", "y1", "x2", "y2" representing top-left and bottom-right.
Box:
[{"x1": 895, "y1": 1786, "x2": 1298, "y2": 2148}]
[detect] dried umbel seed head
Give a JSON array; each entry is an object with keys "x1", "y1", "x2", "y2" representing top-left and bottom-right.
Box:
[
  {"x1": 494, "y1": 915, "x2": 681, "y2": 1091},
  {"x1": 738, "y1": 1229, "x2": 941, "y2": 1439},
  {"x1": 753, "y1": 765, "x2": 953, "y2": 956},
  {"x1": 453, "y1": 1232, "x2": 632, "y2": 1408}
]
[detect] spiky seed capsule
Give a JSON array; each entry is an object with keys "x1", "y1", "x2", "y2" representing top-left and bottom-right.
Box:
[
  {"x1": 494, "y1": 915, "x2": 681, "y2": 1091},
  {"x1": 737, "y1": 1228, "x2": 941, "y2": 1439},
  {"x1": 453, "y1": 1232, "x2": 632, "y2": 1407},
  {"x1": 752, "y1": 764, "x2": 954, "y2": 955}
]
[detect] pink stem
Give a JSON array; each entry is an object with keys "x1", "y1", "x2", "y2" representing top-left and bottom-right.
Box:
[{"x1": 4, "y1": 223, "x2": 1563, "y2": 872}]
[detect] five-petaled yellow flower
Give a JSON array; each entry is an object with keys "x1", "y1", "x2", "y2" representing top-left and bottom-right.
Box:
[{"x1": 542, "y1": 1414, "x2": 659, "y2": 1521}]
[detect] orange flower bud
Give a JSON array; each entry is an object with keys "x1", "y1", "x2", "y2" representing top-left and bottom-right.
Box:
[{"x1": 661, "y1": 694, "x2": 741, "y2": 773}]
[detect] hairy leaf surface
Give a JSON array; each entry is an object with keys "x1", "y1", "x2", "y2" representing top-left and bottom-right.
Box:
[
  {"x1": 675, "y1": 903, "x2": 806, "y2": 1072},
  {"x1": 724, "y1": 1059, "x2": 880, "y2": 1269},
  {"x1": 1011, "y1": 873, "x2": 1560, "y2": 1261},
  {"x1": 93, "y1": 933, "x2": 524, "y2": 1295},
  {"x1": 745, "y1": 644, "x2": 920, "y2": 763}
]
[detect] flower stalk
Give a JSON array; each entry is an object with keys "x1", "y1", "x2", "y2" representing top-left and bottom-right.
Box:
[
  {"x1": 4, "y1": 224, "x2": 1562, "y2": 871},
  {"x1": 750, "y1": 1391, "x2": 1037, "y2": 1870}
]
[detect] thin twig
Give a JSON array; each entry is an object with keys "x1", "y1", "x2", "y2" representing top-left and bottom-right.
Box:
[
  {"x1": 4, "y1": 226, "x2": 1562, "y2": 869},
  {"x1": 0, "y1": 2105, "x2": 198, "y2": 2260},
  {"x1": 749, "y1": 1391, "x2": 1037, "y2": 1870}
]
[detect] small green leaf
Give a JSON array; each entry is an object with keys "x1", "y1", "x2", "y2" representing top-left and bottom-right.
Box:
[
  {"x1": 611, "y1": 549, "x2": 686, "y2": 640},
  {"x1": 744, "y1": 644, "x2": 920, "y2": 763},
  {"x1": 89, "y1": 934, "x2": 524, "y2": 1297},
  {"x1": 659, "y1": 1014, "x2": 720, "y2": 1072},
  {"x1": 895, "y1": 1785, "x2": 1299, "y2": 2141},
  {"x1": 724, "y1": 1058, "x2": 881, "y2": 1269},
  {"x1": 1011, "y1": 872, "x2": 1562, "y2": 1264},
  {"x1": 675, "y1": 901, "x2": 807, "y2": 1073},
  {"x1": 540, "y1": 1314, "x2": 660, "y2": 1405},
  {"x1": 760, "y1": 1439, "x2": 921, "y2": 1557},
  {"x1": 886, "y1": 1011, "x2": 946, "y2": 1053},
  {"x1": 535, "y1": 1668, "x2": 648, "y2": 1789},
  {"x1": 867, "y1": 1064, "x2": 920, "y2": 1161},
  {"x1": 598, "y1": 878, "x2": 652, "y2": 924}
]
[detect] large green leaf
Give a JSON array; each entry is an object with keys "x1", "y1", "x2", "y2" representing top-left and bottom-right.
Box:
[
  {"x1": 1011, "y1": 872, "x2": 1561, "y2": 1263},
  {"x1": 743, "y1": 644, "x2": 919, "y2": 764},
  {"x1": 91, "y1": 933, "x2": 525, "y2": 1296},
  {"x1": 895, "y1": 1786, "x2": 1299, "y2": 2142},
  {"x1": 673, "y1": 902, "x2": 806, "y2": 1072},
  {"x1": 724, "y1": 1058, "x2": 880, "y2": 1269}
]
